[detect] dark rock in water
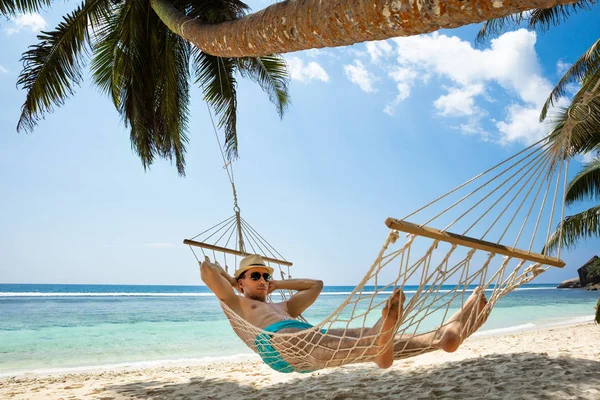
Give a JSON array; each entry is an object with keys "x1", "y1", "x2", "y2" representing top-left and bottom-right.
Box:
[
  {"x1": 578, "y1": 256, "x2": 600, "y2": 287},
  {"x1": 557, "y1": 278, "x2": 581, "y2": 288},
  {"x1": 556, "y1": 256, "x2": 600, "y2": 289}
]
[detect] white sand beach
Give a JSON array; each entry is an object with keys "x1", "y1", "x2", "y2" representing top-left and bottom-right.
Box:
[{"x1": 1, "y1": 322, "x2": 598, "y2": 400}]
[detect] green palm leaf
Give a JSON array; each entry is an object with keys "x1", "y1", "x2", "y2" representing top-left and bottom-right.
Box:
[
  {"x1": 236, "y1": 55, "x2": 290, "y2": 117},
  {"x1": 102, "y1": 0, "x2": 190, "y2": 174},
  {"x1": 540, "y1": 38, "x2": 600, "y2": 121},
  {"x1": 543, "y1": 73, "x2": 600, "y2": 158},
  {"x1": 475, "y1": 14, "x2": 524, "y2": 45},
  {"x1": 0, "y1": 0, "x2": 51, "y2": 15},
  {"x1": 16, "y1": 0, "x2": 112, "y2": 132},
  {"x1": 193, "y1": 50, "x2": 238, "y2": 160},
  {"x1": 528, "y1": 1, "x2": 598, "y2": 31},
  {"x1": 184, "y1": 0, "x2": 249, "y2": 22},
  {"x1": 154, "y1": 31, "x2": 191, "y2": 175},
  {"x1": 565, "y1": 158, "x2": 600, "y2": 205},
  {"x1": 545, "y1": 205, "x2": 600, "y2": 254},
  {"x1": 90, "y1": 1, "x2": 126, "y2": 108},
  {"x1": 10, "y1": 0, "x2": 291, "y2": 174},
  {"x1": 476, "y1": 1, "x2": 598, "y2": 45}
]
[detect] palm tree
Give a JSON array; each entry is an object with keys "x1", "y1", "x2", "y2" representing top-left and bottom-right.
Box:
[
  {"x1": 151, "y1": 0, "x2": 582, "y2": 57},
  {"x1": 5, "y1": 0, "x2": 583, "y2": 59},
  {"x1": 539, "y1": 37, "x2": 600, "y2": 252},
  {"x1": 2, "y1": 0, "x2": 290, "y2": 175},
  {"x1": 475, "y1": 1, "x2": 598, "y2": 46},
  {"x1": 3, "y1": 0, "x2": 591, "y2": 176},
  {"x1": 475, "y1": 1, "x2": 600, "y2": 253},
  {"x1": 545, "y1": 154, "x2": 600, "y2": 252}
]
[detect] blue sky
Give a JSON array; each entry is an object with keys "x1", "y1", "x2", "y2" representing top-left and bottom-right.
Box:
[{"x1": 1, "y1": 3, "x2": 599, "y2": 286}]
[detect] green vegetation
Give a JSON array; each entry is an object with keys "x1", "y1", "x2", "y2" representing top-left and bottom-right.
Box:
[
  {"x1": 1, "y1": 0, "x2": 290, "y2": 175},
  {"x1": 587, "y1": 258, "x2": 600, "y2": 280}
]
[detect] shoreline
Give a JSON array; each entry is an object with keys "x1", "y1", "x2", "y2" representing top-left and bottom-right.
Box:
[
  {"x1": 1, "y1": 317, "x2": 596, "y2": 379},
  {"x1": 1, "y1": 322, "x2": 598, "y2": 399}
]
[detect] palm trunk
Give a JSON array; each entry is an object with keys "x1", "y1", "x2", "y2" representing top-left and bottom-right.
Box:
[{"x1": 150, "y1": 0, "x2": 578, "y2": 57}]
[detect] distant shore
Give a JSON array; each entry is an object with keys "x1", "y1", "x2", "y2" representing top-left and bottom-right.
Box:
[{"x1": 1, "y1": 322, "x2": 598, "y2": 399}]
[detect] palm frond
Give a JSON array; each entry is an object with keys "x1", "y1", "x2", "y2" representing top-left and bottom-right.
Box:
[
  {"x1": 565, "y1": 158, "x2": 600, "y2": 205},
  {"x1": 543, "y1": 67, "x2": 600, "y2": 159},
  {"x1": 0, "y1": 0, "x2": 51, "y2": 15},
  {"x1": 103, "y1": 0, "x2": 190, "y2": 174},
  {"x1": 154, "y1": 30, "x2": 191, "y2": 175},
  {"x1": 16, "y1": 0, "x2": 112, "y2": 132},
  {"x1": 475, "y1": 14, "x2": 524, "y2": 46},
  {"x1": 528, "y1": 0, "x2": 598, "y2": 31},
  {"x1": 540, "y1": 38, "x2": 600, "y2": 121},
  {"x1": 193, "y1": 50, "x2": 238, "y2": 159},
  {"x1": 90, "y1": 0, "x2": 128, "y2": 108},
  {"x1": 236, "y1": 55, "x2": 290, "y2": 117},
  {"x1": 544, "y1": 205, "x2": 600, "y2": 254},
  {"x1": 183, "y1": 0, "x2": 249, "y2": 22},
  {"x1": 476, "y1": 1, "x2": 598, "y2": 46}
]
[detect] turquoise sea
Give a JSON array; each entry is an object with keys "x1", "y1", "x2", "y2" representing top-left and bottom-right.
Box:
[{"x1": 0, "y1": 283, "x2": 598, "y2": 376}]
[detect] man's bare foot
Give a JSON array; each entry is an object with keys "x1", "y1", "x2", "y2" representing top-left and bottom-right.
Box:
[
  {"x1": 375, "y1": 289, "x2": 405, "y2": 368},
  {"x1": 437, "y1": 287, "x2": 488, "y2": 353}
]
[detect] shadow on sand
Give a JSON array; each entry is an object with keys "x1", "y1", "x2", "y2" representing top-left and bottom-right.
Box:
[{"x1": 104, "y1": 352, "x2": 600, "y2": 400}]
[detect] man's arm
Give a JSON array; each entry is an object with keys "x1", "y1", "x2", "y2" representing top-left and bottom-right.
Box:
[
  {"x1": 199, "y1": 260, "x2": 239, "y2": 308},
  {"x1": 271, "y1": 278, "x2": 324, "y2": 318}
]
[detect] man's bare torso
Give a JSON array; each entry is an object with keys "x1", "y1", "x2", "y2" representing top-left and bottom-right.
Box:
[{"x1": 230, "y1": 296, "x2": 292, "y2": 329}]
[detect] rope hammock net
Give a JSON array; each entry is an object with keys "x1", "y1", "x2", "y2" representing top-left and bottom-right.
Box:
[{"x1": 185, "y1": 102, "x2": 589, "y2": 372}]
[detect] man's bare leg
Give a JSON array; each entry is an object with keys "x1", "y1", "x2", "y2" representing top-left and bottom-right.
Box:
[
  {"x1": 374, "y1": 289, "x2": 404, "y2": 368},
  {"x1": 284, "y1": 289, "x2": 405, "y2": 369},
  {"x1": 275, "y1": 288, "x2": 486, "y2": 369},
  {"x1": 392, "y1": 287, "x2": 488, "y2": 356}
]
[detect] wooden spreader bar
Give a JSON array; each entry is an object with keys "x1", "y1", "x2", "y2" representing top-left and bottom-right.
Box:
[
  {"x1": 385, "y1": 218, "x2": 565, "y2": 268},
  {"x1": 183, "y1": 239, "x2": 293, "y2": 267}
]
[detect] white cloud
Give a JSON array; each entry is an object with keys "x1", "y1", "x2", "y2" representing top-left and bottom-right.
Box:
[
  {"x1": 579, "y1": 151, "x2": 599, "y2": 164},
  {"x1": 496, "y1": 104, "x2": 546, "y2": 144},
  {"x1": 5, "y1": 13, "x2": 47, "y2": 35},
  {"x1": 374, "y1": 29, "x2": 562, "y2": 145},
  {"x1": 566, "y1": 83, "x2": 580, "y2": 96},
  {"x1": 366, "y1": 41, "x2": 393, "y2": 62},
  {"x1": 434, "y1": 84, "x2": 485, "y2": 116},
  {"x1": 383, "y1": 68, "x2": 418, "y2": 115},
  {"x1": 458, "y1": 119, "x2": 492, "y2": 141},
  {"x1": 285, "y1": 56, "x2": 329, "y2": 83},
  {"x1": 556, "y1": 59, "x2": 571, "y2": 75},
  {"x1": 0, "y1": 65, "x2": 8, "y2": 74},
  {"x1": 344, "y1": 60, "x2": 377, "y2": 93},
  {"x1": 304, "y1": 48, "x2": 339, "y2": 60}
]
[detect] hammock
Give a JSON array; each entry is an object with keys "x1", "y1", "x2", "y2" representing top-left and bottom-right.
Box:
[{"x1": 185, "y1": 99, "x2": 591, "y2": 372}]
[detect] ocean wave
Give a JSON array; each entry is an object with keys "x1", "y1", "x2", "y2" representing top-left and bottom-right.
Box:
[
  {"x1": 0, "y1": 354, "x2": 259, "y2": 378},
  {"x1": 473, "y1": 314, "x2": 595, "y2": 337},
  {"x1": 0, "y1": 286, "x2": 556, "y2": 298},
  {"x1": 473, "y1": 323, "x2": 537, "y2": 336},
  {"x1": 0, "y1": 292, "x2": 217, "y2": 297},
  {"x1": 543, "y1": 315, "x2": 595, "y2": 327}
]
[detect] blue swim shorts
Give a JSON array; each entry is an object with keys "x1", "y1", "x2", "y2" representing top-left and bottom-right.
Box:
[{"x1": 254, "y1": 320, "x2": 325, "y2": 373}]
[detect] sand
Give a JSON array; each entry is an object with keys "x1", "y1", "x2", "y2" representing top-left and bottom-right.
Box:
[{"x1": 1, "y1": 322, "x2": 599, "y2": 400}]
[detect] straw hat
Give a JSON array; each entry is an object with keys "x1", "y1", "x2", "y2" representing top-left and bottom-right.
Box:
[{"x1": 234, "y1": 254, "x2": 274, "y2": 279}]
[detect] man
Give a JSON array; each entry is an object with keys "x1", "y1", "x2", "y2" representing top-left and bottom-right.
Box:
[{"x1": 200, "y1": 254, "x2": 488, "y2": 372}]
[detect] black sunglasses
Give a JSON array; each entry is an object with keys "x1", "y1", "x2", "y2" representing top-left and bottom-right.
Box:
[{"x1": 248, "y1": 272, "x2": 271, "y2": 282}]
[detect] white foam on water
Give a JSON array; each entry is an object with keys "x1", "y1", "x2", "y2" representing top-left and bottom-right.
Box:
[
  {"x1": 473, "y1": 314, "x2": 595, "y2": 337},
  {"x1": 0, "y1": 354, "x2": 260, "y2": 378},
  {"x1": 0, "y1": 286, "x2": 556, "y2": 298},
  {"x1": 0, "y1": 292, "x2": 216, "y2": 297},
  {"x1": 474, "y1": 323, "x2": 537, "y2": 336}
]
